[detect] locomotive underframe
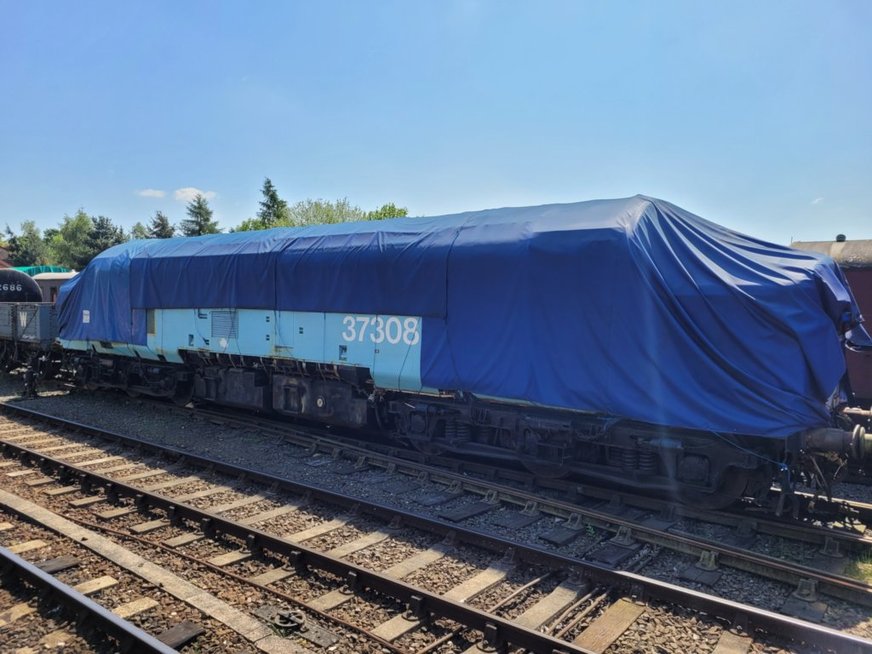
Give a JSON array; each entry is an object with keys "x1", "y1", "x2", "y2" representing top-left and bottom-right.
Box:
[
  {"x1": 62, "y1": 349, "x2": 787, "y2": 507},
  {"x1": 390, "y1": 395, "x2": 777, "y2": 506}
]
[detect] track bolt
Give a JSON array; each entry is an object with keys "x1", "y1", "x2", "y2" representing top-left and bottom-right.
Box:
[
  {"x1": 793, "y1": 578, "x2": 818, "y2": 602},
  {"x1": 200, "y1": 517, "x2": 215, "y2": 537},
  {"x1": 696, "y1": 550, "x2": 718, "y2": 571},
  {"x1": 565, "y1": 513, "x2": 583, "y2": 530},
  {"x1": 408, "y1": 595, "x2": 426, "y2": 620},
  {"x1": 483, "y1": 622, "x2": 500, "y2": 648},
  {"x1": 820, "y1": 536, "x2": 842, "y2": 558},
  {"x1": 134, "y1": 493, "x2": 148, "y2": 511},
  {"x1": 246, "y1": 533, "x2": 262, "y2": 557},
  {"x1": 288, "y1": 549, "x2": 305, "y2": 573},
  {"x1": 611, "y1": 526, "x2": 636, "y2": 547}
]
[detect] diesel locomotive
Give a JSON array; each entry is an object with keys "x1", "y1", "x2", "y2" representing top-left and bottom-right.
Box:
[{"x1": 4, "y1": 195, "x2": 872, "y2": 509}]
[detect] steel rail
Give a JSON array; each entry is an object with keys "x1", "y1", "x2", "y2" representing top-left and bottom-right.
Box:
[
  {"x1": 0, "y1": 545, "x2": 177, "y2": 654},
  {"x1": 191, "y1": 403, "x2": 872, "y2": 541},
  {"x1": 2, "y1": 405, "x2": 872, "y2": 653},
  {"x1": 5, "y1": 403, "x2": 872, "y2": 606},
  {"x1": 180, "y1": 410, "x2": 872, "y2": 607}
]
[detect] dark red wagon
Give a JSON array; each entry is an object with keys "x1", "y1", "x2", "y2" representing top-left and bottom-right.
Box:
[{"x1": 793, "y1": 237, "x2": 872, "y2": 404}]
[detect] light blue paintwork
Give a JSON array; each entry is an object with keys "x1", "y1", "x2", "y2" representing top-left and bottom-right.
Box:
[{"x1": 61, "y1": 308, "x2": 423, "y2": 391}]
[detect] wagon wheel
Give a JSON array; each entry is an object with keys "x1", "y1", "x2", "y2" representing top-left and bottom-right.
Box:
[{"x1": 410, "y1": 439, "x2": 446, "y2": 457}]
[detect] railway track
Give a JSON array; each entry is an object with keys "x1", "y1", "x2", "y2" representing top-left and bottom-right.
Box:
[
  {"x1": 1, "y1": 404, "x2": 871, "y2": 652},
  {"x1": 0, "y1": 507, "x2": 238, "y2": 652},
  {"x1": 180, "y1": 405, "x2": 872, "y2": 595},
  {"x1": 182, "y1": 403, "x2": 872, "y2": 528}
]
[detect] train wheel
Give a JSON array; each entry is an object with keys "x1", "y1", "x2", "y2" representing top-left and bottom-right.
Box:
[
  {"x1": 172, "y1": 382, "x2": 194, "y2": 407},
  {"x1": 677, "y1": 469, "x2": 750, "y2": 509},
  {"x1": 521, "y1": 458, "x2": 570, "y2": 479},
  {"x1": 410, "y1": 439, "x2": 446, "y2": 456}
]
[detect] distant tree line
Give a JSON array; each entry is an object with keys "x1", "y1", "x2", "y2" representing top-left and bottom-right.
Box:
[{"x1": 3, "y1": 179, "x2": 408, "y2": 270}]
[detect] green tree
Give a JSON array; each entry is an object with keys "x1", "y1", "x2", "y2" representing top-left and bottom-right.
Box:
[
  {"x1": 289, "y1": 198, "x2": 365, "y2": 226},
  {"x1": 233, "y1": 197, "x2": 411, "y2": 232},
  {"x1": 180, "y1": 194, "x2": 220, "y2": 236},
  {"x1": 88, "y1": 215, "x2": 126, "y2": 255},
  {"x1": 50, "y1": 210, "x2": 94, "y2": 270},
  {"x1": 130, "y1": 222, "x2": 149, "y2": 240},
  {"x1": 148, "y1": 210, "x2": 175, "y2": 238},
  {"x1": 5, "y1": 221, "x2": 50, "y2": 266},
  {"x1": 257, "y1": 178, "x2": 290, "y2": 228},
  {"x1": 233, "y1": 217, "x2": 268, "y2": 232},
  {"x1": 365, "y1": 203, "x2": 408, "y2": 221}
]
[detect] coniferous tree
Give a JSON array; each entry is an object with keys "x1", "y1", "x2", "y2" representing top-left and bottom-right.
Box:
[
  {"x1": 147, "y1": 211, "x2": 175, "y2": 238},
  {"x1": 130, "y1": 222, "x2": 149, "y2": 240},
  {"x1": 88, "y1": 215, "x2": 126, "y2": 255},
  {"x1": 257, "y1": 178, "x2": 290, "y2": 228},
  {"x1": 180, "y1": 195, "x2": 220, "y2": 236}
]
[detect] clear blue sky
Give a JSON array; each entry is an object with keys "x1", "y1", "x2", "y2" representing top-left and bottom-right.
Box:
[{"x1": 1, "y1": 1, "x2": 870, "y2": 244}]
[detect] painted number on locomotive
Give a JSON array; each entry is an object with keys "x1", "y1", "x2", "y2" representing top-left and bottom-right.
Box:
[{"x1": 341, "y1": 315, "x2": 420, "y2": 345}]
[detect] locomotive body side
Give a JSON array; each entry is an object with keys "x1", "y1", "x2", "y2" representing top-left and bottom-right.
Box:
[{"x1": 53, "y1": 196, "x2": 872, "y2": 508}]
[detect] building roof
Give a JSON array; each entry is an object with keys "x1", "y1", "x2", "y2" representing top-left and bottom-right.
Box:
[{"x1": 792, "y1": 239, "x2": 872, "y2": 269}]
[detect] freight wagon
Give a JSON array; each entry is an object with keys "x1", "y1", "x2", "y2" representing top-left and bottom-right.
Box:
[{"x1": 792, "y1": 237, "x2": 872, "y2": 404}]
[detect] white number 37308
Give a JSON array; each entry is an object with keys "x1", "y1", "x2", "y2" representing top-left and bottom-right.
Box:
[{"x1": 341, "y1": 315, "x2": 420, "y2": 346}]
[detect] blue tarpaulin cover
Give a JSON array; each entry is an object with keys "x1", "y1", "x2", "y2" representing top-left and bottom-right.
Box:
[{"x1": 57, "y1": 195, "x2": 869, "y2": 437}]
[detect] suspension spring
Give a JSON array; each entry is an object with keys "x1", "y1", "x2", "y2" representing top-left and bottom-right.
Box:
[
  {"x1": 621, "y1": 448, "x2": 638, "y2": 471},
  {"x1": 455, "y1": 422, "x2": 471, "y2": 442},
  {"x1": 443, "y1": 420, "x2": 457, "y2": 441},
  {"x1": 638, "y1": 449, "x2": 658, "y2": 474}
]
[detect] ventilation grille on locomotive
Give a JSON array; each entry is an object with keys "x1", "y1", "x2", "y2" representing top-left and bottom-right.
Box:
[{"x1": 211, "y1": 310, "x2": 238, "y2": 339}]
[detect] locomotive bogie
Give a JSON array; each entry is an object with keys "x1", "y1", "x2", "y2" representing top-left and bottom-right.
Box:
[{"x1": 389, "y1": 394, "x2": 771, "y2": 505}]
